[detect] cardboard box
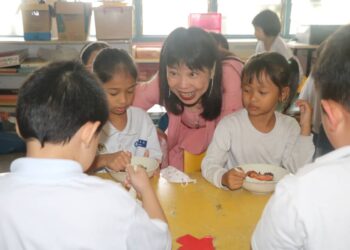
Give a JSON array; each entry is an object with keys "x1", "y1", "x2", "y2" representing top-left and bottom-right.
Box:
[
  {"x1": 55, "y1": 2, "x2": 92, "y2": 41},
  {"x1": 21, "y1": 3, "x2": 52, "y2": 41},
  {"x1": 94, "y1": 4, "x2": 133, "y2": 40}
]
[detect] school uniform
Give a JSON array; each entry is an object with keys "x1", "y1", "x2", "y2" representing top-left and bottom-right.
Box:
[
  {"x1": 256, "y1": 36, "x2": 304, "y2": 77},
  {"x1": 0, "y1": 158, "x2": 171, "y2": 250},
  {"x1": 252, "y1": 146, "x2": 350, "y2": 250},
  {"x1": 98, "y1": 106, "x2": 162, "y2": 161},
  {"x1": 201, "y1": 109, "x2": 315, "y2": 188}
]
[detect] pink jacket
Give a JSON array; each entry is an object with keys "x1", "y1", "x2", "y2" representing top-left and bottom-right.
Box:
[{"x1": 133, "y1": 59, "x2": 243, "y2": 171}]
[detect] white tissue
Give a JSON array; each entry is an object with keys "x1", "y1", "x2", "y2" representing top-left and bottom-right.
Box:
[{"x1": 160, "y1": 166, "x2": 197, "y2": 184}]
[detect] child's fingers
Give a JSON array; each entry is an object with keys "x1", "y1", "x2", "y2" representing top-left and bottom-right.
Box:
[{"x1": 143, "y1": 149, "x2": 150, "y2": 157}]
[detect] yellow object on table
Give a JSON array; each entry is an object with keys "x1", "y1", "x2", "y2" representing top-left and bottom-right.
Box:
[{"x1": 97, "y1": 172, "x2": 271, "y2": 250}]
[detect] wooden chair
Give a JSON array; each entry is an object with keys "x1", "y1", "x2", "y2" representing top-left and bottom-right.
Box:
[{"x1": 183, "y1": 150, "x2": 206, "y2": 173}]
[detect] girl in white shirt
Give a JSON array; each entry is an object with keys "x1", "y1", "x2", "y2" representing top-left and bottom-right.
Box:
[
  {"x1": 92, "y1": 48, "x2": 162, "y2": 171},
  {"x1": 201, "y1": 52, "x2": 314, "y2": 190}
]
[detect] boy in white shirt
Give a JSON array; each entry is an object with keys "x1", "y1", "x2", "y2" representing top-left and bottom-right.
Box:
[
  {"x1": 0, "y1": 61, "x2": 171, "y2": 250},
  {"x1": 252, "y1": 24, "x2": 350, "y2": 250}
]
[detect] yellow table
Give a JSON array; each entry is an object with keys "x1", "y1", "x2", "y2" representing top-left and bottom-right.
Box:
[{"x1": 98, "y1": 172, "x2": 271, "y2": 250}]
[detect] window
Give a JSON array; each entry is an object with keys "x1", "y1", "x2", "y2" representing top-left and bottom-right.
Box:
[
  {"x1": 1, "y1": 1, "x2": 349, "y2": 40},
  {"x1": 217, "y1": 0, "x2": 282, "y2": 37},
  {"x1": 141, "y1": 0, "x2": 207, "y2": 36},
  {"x1": 290, "y1": 0, "x2": 350, "y2": 35},
  {"x1": 0, "y1": 0, "x2": 22, "y2": 36}
]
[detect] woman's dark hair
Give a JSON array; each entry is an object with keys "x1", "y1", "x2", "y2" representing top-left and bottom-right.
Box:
[
  {"x1": 159, "y1": 27, "x2": 223, "y2": 120},
  {"x1": 93, "y1": 48, "x2": 138, "y2": 83},
  {"x1": 210, "y1": 32, "x2": 229, "y2": 50},
  {"x1": 241, "y1": 52, "x2": 299, "y2": 113},
  {"x1": 16, "y1": 61, "x2": 109, "y2": 147},
  {"x1": 252, "y1": 9, "x2": 281, "y2": 37},
  {"x1": 80, "y1": 41, "x2": 110, "y2": 65},
  {"x1": 313, "y1": 24, "x2": 350, "y2": 111}
]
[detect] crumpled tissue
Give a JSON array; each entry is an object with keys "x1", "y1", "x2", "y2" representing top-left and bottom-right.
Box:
[{"x1": 160, "y1": 166, "x2": 197, "y2": 184}]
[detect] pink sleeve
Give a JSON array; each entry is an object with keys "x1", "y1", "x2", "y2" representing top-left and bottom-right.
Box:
[
  {"x1": 220, "y1": 59, "x2": 243, "y2": 118},
  {"x1": 133, "y1": 73, "x2": 161, "y2": 110}
]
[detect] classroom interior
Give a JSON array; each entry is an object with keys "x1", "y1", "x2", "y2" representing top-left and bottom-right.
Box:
[
  {"x1": 0, "y1": 0, "x2": 345, "y2": 194},
  {"x1": 0, "y1": 1, "x2": 349, "y2": 248}
]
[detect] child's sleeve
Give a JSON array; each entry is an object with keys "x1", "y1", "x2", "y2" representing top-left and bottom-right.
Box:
[
  {"x1": 126, "y1": 205, "x2": 171, "y2": 250},
  {"x1": 141, "y1": 110, "x2": 163, "y2": 162},
  {"x1": 252, "y1": 175, "x2": 305, "y2": 249},
  {"x1": 201, "y1": 117, "x2": 233, "y2": 188},
  {"x1": 281, "y1": 119, "x2": 315, "y2": 173}
]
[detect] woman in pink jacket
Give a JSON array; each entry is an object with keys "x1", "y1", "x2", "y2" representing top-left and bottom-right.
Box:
[{"x1": 134, "y1": 27, "x2": 243, "y2": 171}]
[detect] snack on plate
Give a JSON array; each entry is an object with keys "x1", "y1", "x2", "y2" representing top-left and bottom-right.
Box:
[{"x1": 246, "y1": 170, "x2": 274, "y2": 181}]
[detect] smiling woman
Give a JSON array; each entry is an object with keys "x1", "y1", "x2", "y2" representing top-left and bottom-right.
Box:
[{"x1": 133, "y1": 27, "x2": 244, "y2": 171}]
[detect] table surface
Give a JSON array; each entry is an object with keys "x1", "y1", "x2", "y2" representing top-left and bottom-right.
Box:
[
  {"x1": 287, "y1": 41, "x2": 319, "y2": 50},
  {"x1": 98, "y1": 172, "x2": 271, "y2": 250}
]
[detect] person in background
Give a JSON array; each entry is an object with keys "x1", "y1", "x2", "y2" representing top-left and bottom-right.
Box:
[
  {"x1": 210, "y1": 32, "x2": 229, "y2": 50},
  {"x1": 252, "y1": 9, "x2": 304, "y2": 78},
  {"x1": 202, "y1": 52, "x2": 314, "y2": 190},
  {"x1": 80, "y1": 41, "x2": 110, "y2": 71},
  {"x1": 92, "y1": 48, "x2": 162, "y2": 171},
  {"x1": 252, "y1": 24, "x2": 350, "y2": 250},
  {"x1": 0, "y1": 60, "x2": 171, "y2": 249},
  {"x1": 298, "y1": 42, "x2": 334, "y2": 158},
  {"x1": 133, "y1": 27, "x2": 244, "y2": 171}
]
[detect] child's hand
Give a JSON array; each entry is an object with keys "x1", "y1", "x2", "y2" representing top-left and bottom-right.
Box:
[
  {"x1": 105, "y1": 151, "x2": 132, "y2": 171},
  {"x1": 125, "y1": 164, "x2": 152, "y2": 197},
  {"x1": 221, "y1": 167, "x2": 246, "y2": 190},
  {"x1": 295, "y1": 99, "x2": 312, "y2": 136}
]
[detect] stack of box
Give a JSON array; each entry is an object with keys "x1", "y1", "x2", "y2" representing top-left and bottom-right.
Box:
[
  {"x1": 55, "y1": 2, "x2": 92, "y2": 41},
  {"x1": 94, "y1": 2, "x2": 133, "y2": 40},
  {"x1": 21, "y1": 3, "x2": 53, "y2": 41}
]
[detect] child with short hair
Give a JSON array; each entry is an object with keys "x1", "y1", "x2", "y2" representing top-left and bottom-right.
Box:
[
  {"x1": 252, "y1": 9, "x2": 304, "y2": 78},
  {"x1": 201, "y1": 52, "x2": 314, "y2": 190},
  {"x1": 80, "y1": 41, "x2": 110, "y2": 71},
  {"x1": 0, "y1": 61, "x2": 171, "y2": 249},
  {"x1": 252, "y1": 24, "x2": 350, "y2": 250},
  {"x1": 92, "y1": 48, "x2": 162, "y2": 171}
]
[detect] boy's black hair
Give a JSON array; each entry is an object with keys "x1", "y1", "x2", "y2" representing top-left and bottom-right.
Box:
[
  {"x1": 80, "y1": 41, "x2": 110, "y2": 65},
  {"x1": 313, "y1": 25, "x2": 350, "y2": 111},
  {"x1": 241, "y1": 52, "x2": 299, "y2": 113},
  {"x1": 252, "y1": 9, "x2": 281, "y2": 37},
  {"x1": 93, "y1": 48, "x2": 138, "y2": 83},
  {"x1": 159, "y1": 27, "x2": 223, "y2": 120},
  {"x1": 16, "y1": 61, "x2": 109, "y2": 147},
  {"x1": 210, "y1": 32, "x2": 229, "y2": 50}
]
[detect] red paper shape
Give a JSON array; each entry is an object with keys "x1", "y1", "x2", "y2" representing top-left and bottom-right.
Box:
[{"x1": 177, "y1": 234, "x2": 215, "y2": 250}]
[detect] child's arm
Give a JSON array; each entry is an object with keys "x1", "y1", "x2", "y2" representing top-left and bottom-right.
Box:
[
  {"x1": 92, "y1": 151, "x2": 132, "y2": 171},
  {"x1": 201, "y1": 117, "x2": 238, "y2": 188},
  {"x1": 295, "y1": 99, "x2": 312, "y2": 136},
  {"x1": 126, "y1": 164, "x2": 167, "y2": 222}
]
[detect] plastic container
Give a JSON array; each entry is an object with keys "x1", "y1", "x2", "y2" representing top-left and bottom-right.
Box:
[{"x1": 188, "y1": 13, "x2": 222, "y2": 33}]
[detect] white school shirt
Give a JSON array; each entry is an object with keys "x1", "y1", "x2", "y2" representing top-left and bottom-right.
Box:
[
  {"x1": 256, "y1": 36, "x2": 294, "y2": 60},
  {"x1": 252, "y1": 146, "x2": 350, "y2": 250},
  {"x1": 256, "y1": 36, "x2": 304, "y2": 77},
  {"x1": 201, "y1": 109, "x2": 314, "y2": 188},
  {"x1": 0, "y1": 158, "x2": 171, "y2": 250},
  {"x1": 98, "y1": 106, "x2": 162, "y2": 161}
]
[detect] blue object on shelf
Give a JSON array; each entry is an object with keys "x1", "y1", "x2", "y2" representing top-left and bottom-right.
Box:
[{"x1": 24, "y1": 32, "x2": 51, "y2": 41}]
